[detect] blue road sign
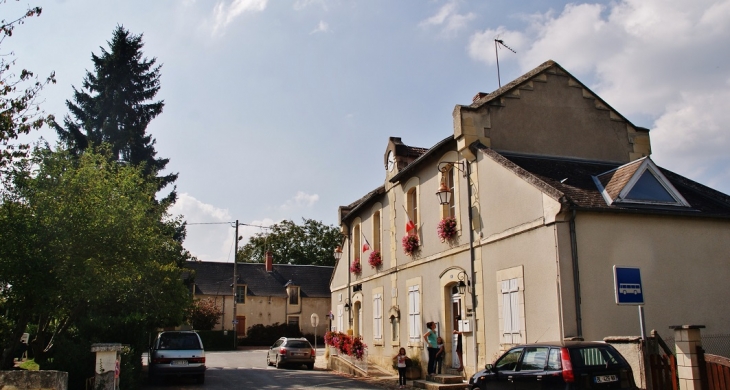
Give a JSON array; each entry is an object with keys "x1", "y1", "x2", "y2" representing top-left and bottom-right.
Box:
[{"x1": 613, "y1": 266, "x2": 644, "y2": 305}]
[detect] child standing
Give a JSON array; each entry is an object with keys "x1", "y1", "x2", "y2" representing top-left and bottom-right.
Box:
[
  {"x1": 435, "y1": 336, "x2": 445, "y2": 374},
  {"x1": 393, "y1": 347, "x2": 409, "y2": 389}
]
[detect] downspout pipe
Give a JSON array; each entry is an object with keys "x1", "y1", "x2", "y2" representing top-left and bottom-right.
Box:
[
  {"x1": 569, "y1": 209, "x2": 583, "y2": 337},
  {"x1": 465, "y1": 160, "x2": 479, "y2": 371}
]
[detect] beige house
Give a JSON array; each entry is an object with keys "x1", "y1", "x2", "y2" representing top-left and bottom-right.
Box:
[
  {"x1": 329, "y1": 60, "x2": 730, "y2": 377},
  {"x1": 187, "y1": 256, "x2": 333, "y2": 338}
]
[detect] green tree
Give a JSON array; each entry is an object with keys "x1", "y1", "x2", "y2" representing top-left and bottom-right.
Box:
[
  {"x1": 0, "y1": 145, "x2": 191, "y2": 372},
  {"x1": 53, "y1": 25, "x2": 176, "y2": 202},
  {"x1": 186, "y1": 299, "x2": 223, "y2": 331},
  {"x1": 0, "y1": 3, "x2": 55, "y2": 169},
  {"x1": 238, "y1": 218, "x2": 342, "y2": 266}
]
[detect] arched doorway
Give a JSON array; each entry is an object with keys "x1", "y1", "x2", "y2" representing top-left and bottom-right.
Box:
[
  {"x1": 451, "y1": 285, "x2": 463, "y2": 368},
  {"x1": 353, "y1": 301, "x2": 362, "y2": 337}
]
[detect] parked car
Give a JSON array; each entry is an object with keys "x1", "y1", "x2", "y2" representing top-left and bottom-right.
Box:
[
  {"x1": 469, "y1": 341, "x2": 637, "y2": 389},
  {"x1": 148, "y1": 331, "x2": 206, "y2": 384},
  {"x1": 266, "y1": 337, "x2": 315, "y2": 369}
]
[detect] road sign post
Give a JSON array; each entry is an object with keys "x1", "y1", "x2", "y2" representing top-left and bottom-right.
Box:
[
  {"x1": 613, "y1": 266, "x2": 646, "y2": 340},
  {"x1": 311, "y1": 313, "x2": 320, "y2": 353}
]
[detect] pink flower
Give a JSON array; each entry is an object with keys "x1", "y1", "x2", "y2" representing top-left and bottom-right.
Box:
[
  {"x1": 437, "y1": 217, "x2": 457, "y2": 241},
  {"x1": 368, "y1": 251, "x2": 382, "y2": 268},
  {"x1": 402, "y1": 234, "x2": 419, "y2": 256},
  {"x1": 350, "y1": 258, "x2": 362, "y2": 274}
]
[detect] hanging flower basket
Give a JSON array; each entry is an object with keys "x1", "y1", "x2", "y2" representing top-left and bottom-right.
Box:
[
  {"x1": 402, "y1": 234, "x2": 420, "y2": 256},
  {"x1": 368, "y1": 250, "x2": 382, "y2": 268},
  {"x1": 350, "y1": 257, "x2": 362, "y2": 275},
  {"x1": 437, "y1": 217, "x2": 458, "y2": 242}
]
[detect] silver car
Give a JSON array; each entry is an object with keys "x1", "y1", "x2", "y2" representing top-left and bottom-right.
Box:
[
  {"x1": 148, "y1": 331, "x2": 206, "y2": 384},
  {"x1": 266, "y1": 337, "x2": 315, "y2": 369}
]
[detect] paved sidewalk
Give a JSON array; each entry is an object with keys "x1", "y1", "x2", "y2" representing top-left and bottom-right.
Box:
[{"x1": 315, "y1": 353, "x2": 419, "y2": 389}]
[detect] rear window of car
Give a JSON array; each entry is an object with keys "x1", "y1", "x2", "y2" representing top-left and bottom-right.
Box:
[
  {"x1": 285, "y1": 340, "x2": 311, "y2": 348},
  {"x1": 569, "y1": 346, "x2": 623, "y2": 368},
  {"x1": 158, "y1": 333, "x2": 202, "y2": 350}
]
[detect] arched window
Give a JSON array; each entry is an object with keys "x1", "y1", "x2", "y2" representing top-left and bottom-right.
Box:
[
  {"x1": 372, "y1": 210, "x2": 381, "y2": 252},
  {"x1": 406, "y1": 188, "x2": 418, "y2": 230}
]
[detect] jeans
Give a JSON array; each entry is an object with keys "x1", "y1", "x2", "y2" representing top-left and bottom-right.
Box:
[
  {"x1": 397, "y1": 367, "x2": 406, "y2": 385},
  {"x1": 427, "y1": 347, "x2": 438, "y2": 374}
]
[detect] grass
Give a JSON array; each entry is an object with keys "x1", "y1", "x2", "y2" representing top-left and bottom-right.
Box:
[{"x1": 18, "y1": 359, "x2": 39, "y2": 371}]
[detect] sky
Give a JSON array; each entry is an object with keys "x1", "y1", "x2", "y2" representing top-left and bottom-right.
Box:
[{"x1": 6, "y1": 0, "x2": 730, "y2": 263}]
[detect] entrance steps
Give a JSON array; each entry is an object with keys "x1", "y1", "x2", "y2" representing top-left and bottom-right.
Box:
[{"x1": 413, "y1": 374, "x2": 469, "y2": 390}]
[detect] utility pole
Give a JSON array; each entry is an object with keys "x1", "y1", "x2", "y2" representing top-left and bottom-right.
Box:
[{"x1": 232, "y1": 220, "x2": 239, "y2": 349}]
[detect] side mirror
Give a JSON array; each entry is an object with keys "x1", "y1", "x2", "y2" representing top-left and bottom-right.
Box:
[{"x1": 485, "y1": 363, "x2": 494, "y2": 372}]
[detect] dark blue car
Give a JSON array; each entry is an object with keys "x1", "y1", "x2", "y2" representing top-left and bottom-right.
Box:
[{"x1": 469, "y1": 341, "x2": 637, "y2": 389}]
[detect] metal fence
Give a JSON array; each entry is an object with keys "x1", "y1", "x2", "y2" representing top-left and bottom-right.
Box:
[{"x1": 662, "y1": 333, "x2": 730, "y2": 358}]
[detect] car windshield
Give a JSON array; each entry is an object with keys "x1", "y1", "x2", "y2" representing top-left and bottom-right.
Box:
[
  {"x1": 286, "y1": 341, "x2": 311, "y2": 348},
  {"x1": 569, "y1": 346, "x2": 623, "y2": 368},
  {"x1": 158, "y1": 333, "x2": 202, "y2": 350}
]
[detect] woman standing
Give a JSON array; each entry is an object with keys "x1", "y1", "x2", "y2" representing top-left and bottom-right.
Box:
[{"x1": 423, "y1": 321, "x2": 438, "y2": 375}]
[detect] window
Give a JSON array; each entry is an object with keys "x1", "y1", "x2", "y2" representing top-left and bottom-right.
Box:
[
  {"x1": 408, "y1": 285, "x2": 421, "y2": 342},
  {"x1": 337, "y1": 304, "x2": 344, "y2": 332},
  {"x1": 407, "y1": 188, "x2": 418, "y2": 229},
  {"x1": 502, "y1": 278, "x2": 521, "y2": 344},
  {"x1": 353, "y1": 224, "x2": 361, "y2": 260},
  {"x1": 373, "y1": 210, "x2": 381, "y2": 252},
  {"x1": 235, "y1": 285, "x2": 246, "y2": 304},
  {"x1": 495, "y1": 347, "x2": 523, "y2": 371},
  {"x1": 519, "y1": 347, "x2": 549, "y2": 371},
  {"x1": 288, "y1": 286, "x2": 299, "y2": 305},
  {"x1": 287, "y1": 316, "x2": 300, "y2": 329},
  {"x1": 547, "y1": 348, "x2": 562, "y2": 370},
  {"x1": 442, "y1": 167, "x2": 456, "y2": 218},
  {"x1": 391, "y1": 316, "x2": 399, "y2": 342},
  {"x1": 373, "y1": 293, "x2": 383, "y2": 340}
]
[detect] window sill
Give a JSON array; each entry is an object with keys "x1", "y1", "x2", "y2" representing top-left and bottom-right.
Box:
[{"x1": 407, "y1": 341, "x2": 423, "y2": 348}]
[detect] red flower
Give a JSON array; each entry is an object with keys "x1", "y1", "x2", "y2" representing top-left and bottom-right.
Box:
[{"x1": 368, "y1": 251, "x2": 382, "y2": 268}]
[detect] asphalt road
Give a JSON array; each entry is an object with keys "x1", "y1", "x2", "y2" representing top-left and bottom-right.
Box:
[{"x1": 142, "y1": 348, "x2": 387, "y2": 390}]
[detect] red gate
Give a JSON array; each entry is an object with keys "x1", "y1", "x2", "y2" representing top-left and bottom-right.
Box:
[{"x1": 698, "y1": 346, "x2": 730, "y2": 390}]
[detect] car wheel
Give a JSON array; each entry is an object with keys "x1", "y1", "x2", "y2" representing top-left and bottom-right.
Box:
[
  {"x1": 266, "y1": 353, "x2": 273, "y2": 366},
  {"x1": 275, "y1": 356, "x2": 282, "y2": 369},
  {"x1": 197, "y1": 374, "x2": 205, "y2": 384}
]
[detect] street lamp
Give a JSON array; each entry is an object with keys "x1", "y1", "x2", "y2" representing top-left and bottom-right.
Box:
[
  {"x1": 333, "y1": 246, "x2": 343, "y2": 261},
  {"x1": 344, "y1": 298, "x2": 351, "y2": 311},
  {"x1": 435, "y1": 160, "x2": 479, "y2": 372}
]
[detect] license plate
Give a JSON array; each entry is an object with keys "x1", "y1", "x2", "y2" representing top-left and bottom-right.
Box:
[
  {"x1": 594, "y1": 375, "x2": 618, "y2": 383},
  {"x1": 171, "y1": 360, "x2": 189, "y2": 366}
]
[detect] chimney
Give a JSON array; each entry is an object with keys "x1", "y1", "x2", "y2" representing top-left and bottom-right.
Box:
[
  {"x1": 265, "y1": 251, "x2": 273, "y2": 272},
  {"x1": 473, "y1": 92, "x2": 488, "y2": 103}
]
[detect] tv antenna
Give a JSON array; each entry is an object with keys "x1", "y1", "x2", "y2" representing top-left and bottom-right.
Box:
[{"x1": 494, "y1": 37, "x2": 516, "y2": 88}]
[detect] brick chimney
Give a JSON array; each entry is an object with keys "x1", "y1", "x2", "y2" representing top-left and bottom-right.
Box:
[
  {"x1": 265, "y1": 251, "x2": 273, "y2": 272},
  {"x1": 473, "y1": 92, "x2": 488, "y2": 103}
]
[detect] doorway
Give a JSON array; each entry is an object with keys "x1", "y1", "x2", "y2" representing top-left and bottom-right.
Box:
[{"x1": 451, "y1": 288, "x2": 462, "y2": 368}]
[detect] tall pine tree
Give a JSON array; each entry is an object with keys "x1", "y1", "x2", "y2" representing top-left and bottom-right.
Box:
[{"x1": 54, "y1": 25, "x2": 177, "y2": 202}]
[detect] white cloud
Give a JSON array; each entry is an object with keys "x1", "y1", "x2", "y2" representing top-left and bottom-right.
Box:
[
  {"x1": 211, "y1": 0, "x2": 267, "y2": 36},
  {"x1": 280, "y1": 191, "x2": 319, "y2": 211},
  {"x1": 170, "y1": 193, "x2": 233, "y2": 262},
  {"x1": 310, "y1": 20, "x2": 330, "y2": 34},
  {"x1": 466, "y1": 0, "x2": 730, "y2": 193},
  {"x1": 420, "y1": 0, "x2": 476, "y2": 36}
]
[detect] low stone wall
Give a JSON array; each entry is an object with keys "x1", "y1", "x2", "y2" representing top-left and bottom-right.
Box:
[
  {"x1": 0, "y1": 370, "x2": 68, "y2": 390},
  {"x1": 604, "y1": 336, "x2": 646, "y2": 389},
  {"x1": 327, "y1": 355, "x2": 366, "y2": 377}
]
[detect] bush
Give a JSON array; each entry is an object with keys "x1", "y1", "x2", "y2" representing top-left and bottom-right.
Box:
[
  {"x1": 238, "y1": 323, "x2": 302, "y2": 346},
  {"x1": 196, "y1": 330, "x2": 235, "y2": 351},
  {"x1": 186, "y1": 299, "x2": 223, "y2": 331}
]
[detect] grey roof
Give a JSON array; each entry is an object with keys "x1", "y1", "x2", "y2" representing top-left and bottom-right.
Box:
[
  {"x1": 475, "y1": 144, "x2": 730, "y2": 218},
  {"x1": 186, "y1": 261, "x2": 334, "y2": 298}
]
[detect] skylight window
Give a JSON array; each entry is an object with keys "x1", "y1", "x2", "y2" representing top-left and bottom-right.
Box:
[{"x1": 594, "y1": 157, "x2": 690, "y2": 208}]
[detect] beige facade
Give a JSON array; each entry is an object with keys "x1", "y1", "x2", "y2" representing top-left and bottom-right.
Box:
[
  {"x1": 331, "y1": 60, "x2": 730, "y2": 378},
  {"x1": 188, "y1": 261, "x2": 333, "y2": 337}
]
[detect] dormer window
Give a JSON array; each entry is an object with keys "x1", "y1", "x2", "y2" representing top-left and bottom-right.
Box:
[
  {"x1": 594, "y1": 158, "x2": 690, "y2": 208},
  {"x1": 285, "y1": 281, "x2": 300, "y2": 305}
]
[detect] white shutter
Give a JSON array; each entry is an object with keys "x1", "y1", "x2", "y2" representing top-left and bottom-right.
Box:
[
  {"x1": 337, "y1": 305, "x2": 343, "y2": 332},
  {"x1": 408, "y1": 285, "x2": 421, "y2": 341},
  {"x1": 373, "y1": 294, "x2": 383, "y2": 340},
  {"x1": 510, "y1": 279, "x2": 520, "y2": 343}
]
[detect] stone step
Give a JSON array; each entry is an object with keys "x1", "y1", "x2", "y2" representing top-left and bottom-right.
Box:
[
  {"x1": 428, "y1": 374, "x2": 465, "y2": 384},
  {"x1": 412, "y1": 379, "x2": 469, "y2": 390}
]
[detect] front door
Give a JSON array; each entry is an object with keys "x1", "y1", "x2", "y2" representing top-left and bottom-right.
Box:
[{"x1": 451, "y1": 291, "x2": 462, "y2": 368}]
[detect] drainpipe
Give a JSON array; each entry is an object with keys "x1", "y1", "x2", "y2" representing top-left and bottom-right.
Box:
[
  {"x1": 465, "y1": 160, "x2": 479, "y2": 371},
  {"x1": 569, "y1": 209, "x2": 583, "y2": 337}
]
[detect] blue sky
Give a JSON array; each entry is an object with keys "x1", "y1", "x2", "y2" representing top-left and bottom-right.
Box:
[{"x1": 7, "y1": 0, "x2": 730, "y2": 262}]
